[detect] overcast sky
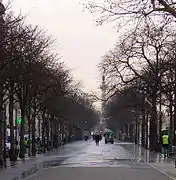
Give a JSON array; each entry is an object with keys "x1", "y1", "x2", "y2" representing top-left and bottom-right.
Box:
[{"x1": 10, "y1": 0, "x2": 117, "y2": 107}]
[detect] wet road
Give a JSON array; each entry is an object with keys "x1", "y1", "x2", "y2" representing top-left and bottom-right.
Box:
[{"x1": 30, "y1": 139, "x2": 173, "y2": 180}]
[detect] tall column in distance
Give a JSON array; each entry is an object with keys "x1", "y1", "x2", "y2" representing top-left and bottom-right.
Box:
[{"x1": 100, "y1": 67, "x2": 107, "y2": 128}]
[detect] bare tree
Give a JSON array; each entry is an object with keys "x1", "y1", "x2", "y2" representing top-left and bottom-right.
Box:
[
  {"x1": 100, "y1": 21, "x2": 173, "y2": 150},
  {"x1": 85, "y1": 0, "x2": 176, "y2": 29},
  {"x1": 4, "y1": 20, "x2": 54, "y2": 158},
  {"x1": 0, "y1": 5, "x2": 101, "y2": 164}
]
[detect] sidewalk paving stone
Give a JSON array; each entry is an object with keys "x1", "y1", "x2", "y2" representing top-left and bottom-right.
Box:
[{"x1": 119, "y1": 141, "x2": 176, "y2": 179}]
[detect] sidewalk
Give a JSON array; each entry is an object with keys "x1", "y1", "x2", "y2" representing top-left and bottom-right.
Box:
[
  {"x1": 0, "y1": 141, "x2": 87, "y2": 180},
  {"x1": 119, "y1": 141, "x2": 176, "y2": 179},
  {"x1": 0, "y1": 146, "x2": 68, "y2": 180},
  {"x1": 1, "y1": 149, "x2": 57, "y2": 170}
]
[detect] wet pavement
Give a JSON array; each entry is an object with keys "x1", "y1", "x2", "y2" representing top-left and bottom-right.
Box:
[
  {"x1": 26, "y1": 139, "x2": 176, "y2": 180},
  {"x1": 2, "y1": 139, "x2": 176, "y2": 180},
  {"x1": 59, "y1": 140, "x2": 134, "y2": 167}
]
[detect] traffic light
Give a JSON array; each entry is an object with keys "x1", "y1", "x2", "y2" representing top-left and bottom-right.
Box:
[{"x1": 17, "y1": 117, "x2": 22, "y2": 125}]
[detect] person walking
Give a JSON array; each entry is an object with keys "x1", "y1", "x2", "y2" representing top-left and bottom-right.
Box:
[
  {"x1": 94, "y1": 132, "x2": 100, "y2": 146},
  {"x1": 24, "y1": 137, "x2": 29, "y2": 157},
  {"x1": 162, "y1": 131, "x2": 170, "y2": 158}
]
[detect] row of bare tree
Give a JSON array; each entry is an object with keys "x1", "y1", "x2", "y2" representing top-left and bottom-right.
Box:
[
  {"x1": 105, "y1": 20, "x2": 176, "y2": 152},
  {"x1": 0, "y1": 5, "x2": 99, "y2": 167},
  {"x1": 84, "y1": 0, "x2": 176, "y2": 151},
  {"x1": 101, "y1": 21, "x2": 176, "y2": 151}
]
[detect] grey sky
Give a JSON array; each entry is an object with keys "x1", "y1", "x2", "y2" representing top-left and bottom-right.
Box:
[{"x1": 11, "y1": 0, "x2": 117, "y2": 98}]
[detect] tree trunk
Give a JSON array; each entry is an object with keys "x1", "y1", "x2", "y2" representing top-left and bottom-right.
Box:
[
  {"x1": 3, "y1": 110, "x2": 6, "y2": 168},
  {"x1": 141, "y1": 111, "x2": 145, "y2": 148},
  {"x1": 159, "y1": 113, "x2": 162, "y2": 152},
  {"x1": 41, "y1": 111, "x2": 46, "y2": 153},
  {"x1": 169, "y1": 98, "x2": 173, "y2": 144},
  {"x1": 50, "y1": 116, "x2": 54, "y2": 149},
  {"x1": 0, "y1": 2, "x2": 5, "y2": 167},
  {"x1": 55, "y1": 121, "x2": 59, "y2": 148},
  {"x1": 150, "y1": 94, "x2": 157, "y2": 151},
  {"x1": 68, "y1": 125, "x2": 73, "y2": 142},
  {"x1": 129, "y1": 124, "x2": 133, "y2": 142},
  {"x1": 58, "y1": 122, "x2": 61, "y2": 144},
  {"x1": 19, "y1": 106, "x2": 26, "y2": 159},
  {"x1": 27, "y1": 108, "x2": 31, "y2": 157},
  {"x1": 41, "y1": 122, "x2": 45, "y2": 152},
  {"x1": 135, "y1": 119, "x2": 138, "y2": 144},
  {"x1": 38, "y1": 117, "x2": 41, "y2": 138},
  {"x1": 31, "y1": 110, "x2": 36, "y2": 156},
  {"x1": 158, "y1": 91, "x2": 162, "y2": 152},
  {"x1": 9, "y1": 83, "x2": 15, "y2": 161},
  {"x1": 0, "y1": 111, "x2": 4, "y2": 167},
  {"x1": 145, "y1": 111, "x2": 149, "y2": 149},
  {"x1": 62, "y1": 123, "x2": 65, "y2": 144},
  {"x1": 0, "y1": 88, "x2": 4, "y2": 167},
  {"x1": 46, "y1": 115, "x2": 50, "y2": 151},
  {"x1": 174, "y1": 94, "x2": 176, "y2": 145},
  {"x1": 174, "y1": 68, "x2": 176, "y2": 145},
  {"x1": 141, "y1": 96, "x2": 146, "y2": 147},
  {"x1": 174, "y1": 66, "x2": 176, "y2": 145}
]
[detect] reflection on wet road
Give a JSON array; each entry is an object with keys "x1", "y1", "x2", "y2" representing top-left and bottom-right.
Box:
[
  {"x1": 60, "y1": 140, "x2": 133, "y2": 167},
  {"x1": 29, "y1": 140, "x2": 174, "y2": 180}
]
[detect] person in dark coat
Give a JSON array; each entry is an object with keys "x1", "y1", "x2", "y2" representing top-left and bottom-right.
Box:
[{"x1": 94, "y1": 133, "x2": 100, "y2": 146}]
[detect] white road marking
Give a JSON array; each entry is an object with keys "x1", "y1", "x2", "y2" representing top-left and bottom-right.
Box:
[{"x1": 147, "y1": 163, "x2": 176, "y2": 180}]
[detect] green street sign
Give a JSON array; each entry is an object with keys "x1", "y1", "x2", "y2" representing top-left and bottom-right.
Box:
[{"x1": 17, "y1": 117, "x2": 22, "y2": 125}]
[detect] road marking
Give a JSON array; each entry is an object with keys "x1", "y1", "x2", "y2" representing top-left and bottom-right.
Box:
[{"x1": 147, "y1": 163, "x2": 176, "y2": 180}]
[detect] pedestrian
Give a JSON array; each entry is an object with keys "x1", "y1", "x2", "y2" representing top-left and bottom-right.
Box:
[
  {"x1": 162, "y1": 131, "x2": 170, "y2": 158},
  {"x1": 92, "y1": 134, "x2": 95, "y2": 140},
  {"x1": 95, "y1": 132, "x2": 100, "y2": 146},
  {"x1": 24, "y1": 137, "x2": 29, "y2": 156}
]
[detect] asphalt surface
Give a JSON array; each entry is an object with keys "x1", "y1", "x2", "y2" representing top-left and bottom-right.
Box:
[{"x1": 27, "y1": 139, "x2": 174, "y2": 180}]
